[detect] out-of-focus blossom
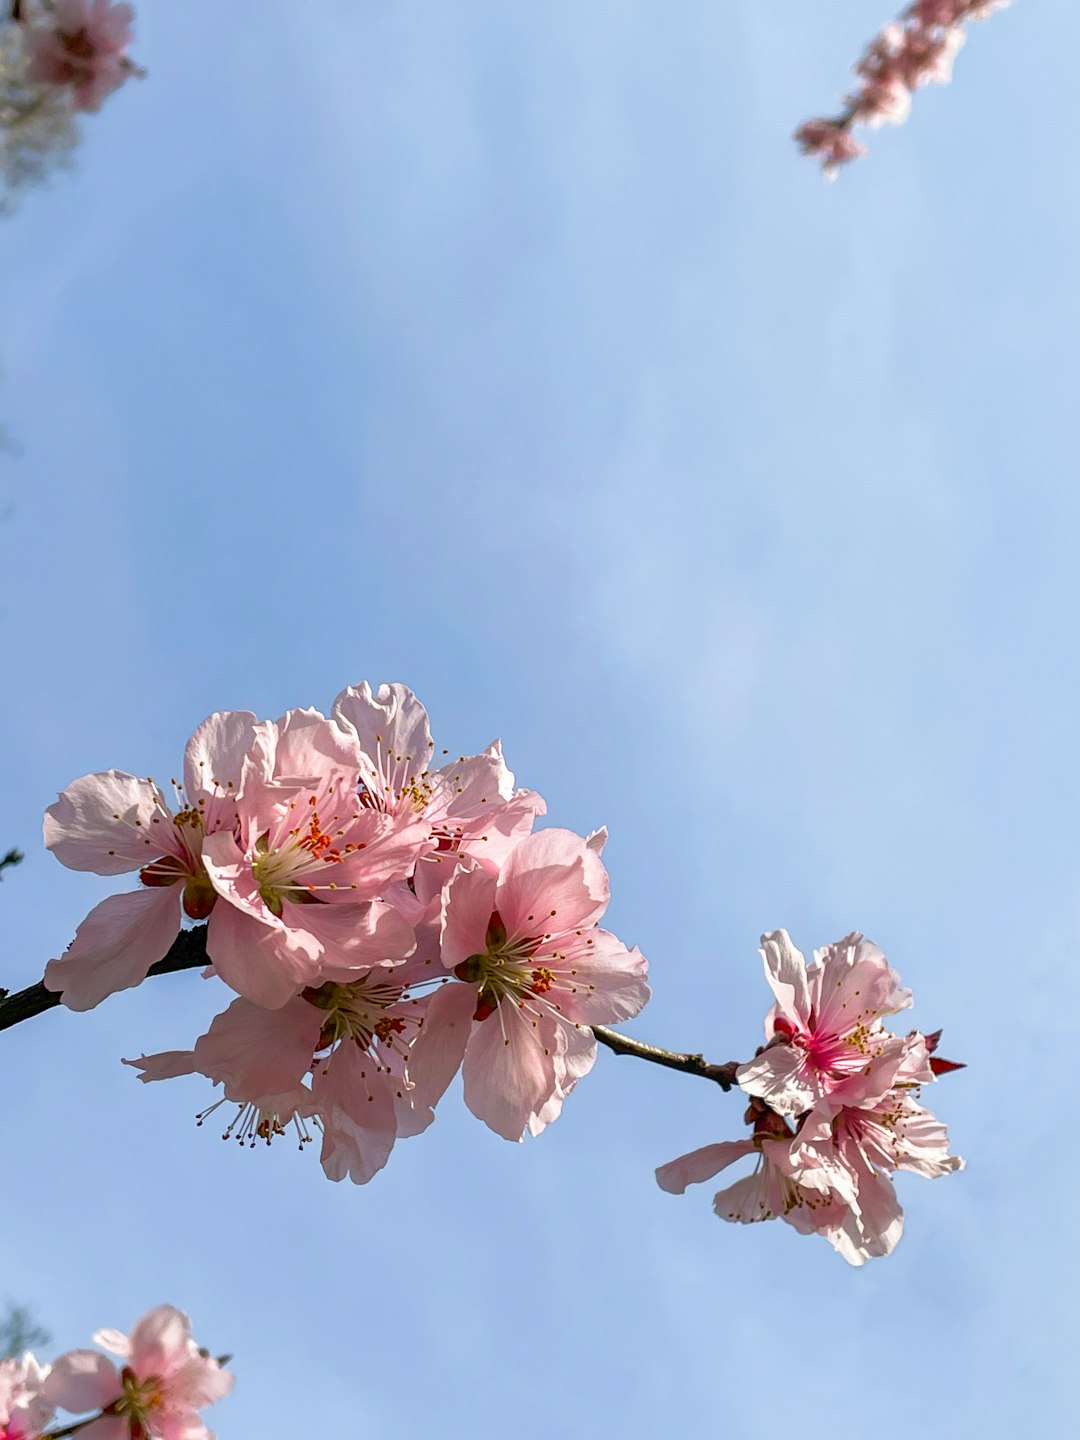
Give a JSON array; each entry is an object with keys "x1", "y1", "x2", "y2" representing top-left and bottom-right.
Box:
[
  {"x1": 0, "y1": 1352, "x2": 53, "y2": 1440},
  {"x1": 792, "y1": 119, "x2": 867, "y2": 180},
  {"x1": 23, "y1": 0, "x2": 138, "y2": 113},
  {"x1": 414, "y1": 828, "x2": 650, "y2": 1140},
  {"x1": 1, "y1": 15, "x2": 78, "y2": 209},
  {"x1": 43, "y1": 1305, "x2": 231, "y2": 1440},
  {"x1": 797, "y1": 0, "x2": 1013, "y2": 175}
]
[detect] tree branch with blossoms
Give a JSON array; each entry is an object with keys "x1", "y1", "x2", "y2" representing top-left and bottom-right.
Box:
[
  {"x1": 795, "y1": 1, "x2": 1013, "y2": 177},
  {"x1": 0, "y1": 678, "x2": 966, "y2": 1265},
  {"x1": 0, "y1": 1305, "x2": 231, "y2": 1440},
  {"x1": 1, "y1": 0, "x2": 142, "y2": 212}
]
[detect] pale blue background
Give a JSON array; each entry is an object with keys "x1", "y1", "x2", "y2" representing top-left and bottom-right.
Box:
[{"x1": 1, "y1": 2, "x2": 1073, "y2": 1434}]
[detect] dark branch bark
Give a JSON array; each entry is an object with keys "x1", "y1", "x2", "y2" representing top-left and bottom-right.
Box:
[
  {"x1": 0, "y1": 925, "x2": 210, "y2": 1033},
  {"x1": 592, "y1": 1024, "x2": 740, "y2": 1090},
  {"x1": 1, "y1": 928, "x2": 745, "y2": 1091}
]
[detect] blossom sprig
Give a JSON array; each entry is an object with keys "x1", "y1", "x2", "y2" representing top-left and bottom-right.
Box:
[
  {"x1": 34, "y1": 680, "x2": 650, "y2": 1183},
  {"x1": 1, "y1": 0, "x2": 140, "y2": 208},
  {"x1": 0, "y1": 1305, "x2": 230, "y2": 1440},
  {"x1": 796, "y1": 1, "x2": 1012, "y2": 178},
  {"x1": 0, "y1": 680, "x2": 965, "y2": 1263},
  {"x1": 656, "y1": 930, "x2": 964, "y2": 1265}
]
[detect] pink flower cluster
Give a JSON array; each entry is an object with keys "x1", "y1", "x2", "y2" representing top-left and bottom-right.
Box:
[
  {"x1": 657, "y1": 930, "x2": 963, "y2": 1264},
  {"x1": 1, "y1": 1305, "x2": 230, "y2": 1440},
  {"x1": 21, "y1": 0, "x2": 139, "y2": 113},
  {"x1": 796, "y1": 1, "x2": 1012, "y2": 177},
  {"x1": 45, "y1": 682, "x2": 650, "y2": 1182}
]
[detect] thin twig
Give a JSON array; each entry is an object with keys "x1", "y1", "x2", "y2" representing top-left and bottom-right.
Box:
[
  {"x1": 592, "y1": 1025, "x2": 740, "y2": 1090},
  {"x1": 1, "y1": 929, "x2": 745, "y2": 1094}
]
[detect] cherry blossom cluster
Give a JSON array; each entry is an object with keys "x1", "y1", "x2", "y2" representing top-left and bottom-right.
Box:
[
  {"x1": 657, "y1": 930, "x2": 963, "y2": 1265},
  {"x1": 1, "y1": 0, "x2": 138, "y2": 206},
  {"x1": 0, "y1": 1304, "x2": 230, "y2": 1440},
  {"x1": 795, "y1": 1, "x2": 1012, "y2": 178},
  {"x1": 44, "y1": 682, "x2": 651, "y2": 1182}
]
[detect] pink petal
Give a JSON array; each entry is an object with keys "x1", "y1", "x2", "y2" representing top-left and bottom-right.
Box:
[
  {"x1": 44, "y1": 886, "x2": 180, "y2": 1011},
  {"x1": 332, "y1": 682, "x2": 433, "y2": 793},
  {"x1": 204, "y1": 899, "x2": 317, "y2": 1009},
  {"x1": 529, "y1": 1020, "x2": 596, "y2": 1135},
  {"x1": 123, "y1": 1049, "x2": 198, "y2": 1082},
  {"x1": 42, "y1": 1350, "x2": 120, "y2": 1413},
  {"x1": 189, "y1": 997, "x2": 322, "y2": 1099},
  {"x1": 160, "y1": 1354, "x2": 232, "y2": 1410},
  {"x1": 439, "y1": 864, "x2": 499, "y2": 969},
  {"x1": 313, "y1": 1046, "x2": 398, "y2": 1184},
  {"x1": 183, "y1": 710, "x2": 258, "y2": 808},
  {"x1": 285, "y1": 898, "x2": 415, "y2": 980},
  {"x1": 712, "y1": 1172, "x2": 776, "y2": 1224},
  {"x1": 655, "y1": 1139, "x2": 755, "y2": 1194},
  {"x1": 44, "y1": 770, "x2": 162, "y2": 875},
  {"x1": 462, "y1": 1003, "x2": 557, "y2": 1141},
  {"x1": 404, "y1": 980, "x2": 474, "y2": 1116},
  {"x1": 91, "y1": 1329, "x2": 132, "y2": 1359},
  {"x1": 759, "y1": 930, "x2": 811, "y2": 1032},
  {"x1": 497, "y1": 828, "x2": 608, "y2": 936},
  {"x1": 736, "y1": 1045, "x2": 815, "y2": 1117},
  {"x1": 128, "y1": 1305, "x2": 192, "y2": 1379},
  {"x1": 552, "y1": 930, "x2": 650, "y2": 1024}
]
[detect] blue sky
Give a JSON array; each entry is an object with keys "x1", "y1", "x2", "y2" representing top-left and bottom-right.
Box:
[{"x1": 1, "y1": 1, "x2": 1075, "y2": 1434}]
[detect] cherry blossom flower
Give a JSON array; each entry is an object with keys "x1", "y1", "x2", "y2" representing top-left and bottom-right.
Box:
[
  {"x1": 43, "y1": 1305, "x2": 231, "y2": 1440},
  {"x1": 736, "y1": 930, "x2": 912, "y2": 1117},
  {"x1": 45, "y1": 709, "x2": 425, "y2": 1012},
  {"x1": 200, "y1": 708, "x2": 426, "y2": 1008},
  {"x1": 1, "y1": 13, "x2": 80, "y2": 211},
  {"x1": 126, "y1": 950, "x2": 451, "y2": 1183},
  {"x1": 797, "y1": 1, "x2": 1013, "y2": 175},
  {"x1": 332, "y1": 681, "x2": 546, "y2": 891},
  {"x1": 0, "y1": 1353, "x2": 53, "y2": 1440},
  {"x1": 44, "y1": 711, "x2": 260, "y2": 1011},
  {"x1": 785, "y1": 1034, "x2": 964, "y2": 1263},
  {"x1": 656, "y1": 1123, "x2": 854, "y2": 1245},
  {"x1": 412, "y1": 828, "x2": 650, "y2": 1140},
  {"x1": 793, "y1": 119, "x2": 867, "y2": 180},
  {"x1": 23, "y1": 0, "x2": 139, "y2": 113}
]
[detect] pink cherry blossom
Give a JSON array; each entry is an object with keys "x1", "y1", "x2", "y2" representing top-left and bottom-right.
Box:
[
  {"x1": 736, "y1": 930, "x2": 912, "y2": 1117},
  {"x1": 792, "y1": 120, "x2": 867, "y2": 180},
  {"x1": 43, "y1": 1305, "x2": 231, "y2": 1440},
  {"x1": 200, "y1": 708, "x2": 426, "y2": 1008},
  {"x1": 45, "y1": 708, "x2": 426, "y2": 1013},
  {"x1": 797, "y1": 0, "x2": 1012, "y2": 175},
  {"x1": 44, "y1": 711, "x2": 259, "y2": 1011},
  {"x1": 332, "y1": 681, "x2": 546, "y2": 886},
  {"x1": 656, "y1": 1127, "x2": 854, "y2": 1243},
  {"x1": 23, "y1": 0, "x2": 138, "y2": 113},
  {"x1": 413, "y1": 828, "x2": 650, "y2": 1140},
  {"x1": 786, "y1": 1036, "x2": 963, "y2": 1264},
  {"x1": 0, "y1": 1353, "x2": 53, "y2": 1440},
  {"x1": 127, "y1": 949, "x2": 450, "y2": 1183}
]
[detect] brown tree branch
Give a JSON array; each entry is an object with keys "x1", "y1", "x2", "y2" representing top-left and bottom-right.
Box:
[
  {"x1": 591, "y1": 1025, "x2": 740, "y2": 1090},
  {"x1": 0, "y1": 925, "x2": 210, "y2": 1032},
  {"x1": 0, "y1": 928, "x2": 746, "y2": 1091}
]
